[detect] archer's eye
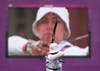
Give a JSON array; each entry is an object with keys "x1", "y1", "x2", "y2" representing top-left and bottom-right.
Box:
[
  {"x1": 39, "y1": 18, "x2": 48, "y2": 24},
  {"x1": 52, "y1": 18, "x2": 62, "y2": 24},
  {"x1": 57, "y1": 19, "x2": 62, "y2": 23}
]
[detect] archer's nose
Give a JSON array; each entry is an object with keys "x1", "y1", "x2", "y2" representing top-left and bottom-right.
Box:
[{"x1": 47, "y1": 22, "x2": 54, "y2": 32}]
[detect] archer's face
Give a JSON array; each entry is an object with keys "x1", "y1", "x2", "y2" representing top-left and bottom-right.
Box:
[{"x1": 37, "y1": 13, "x2": 67, "y2": 44}]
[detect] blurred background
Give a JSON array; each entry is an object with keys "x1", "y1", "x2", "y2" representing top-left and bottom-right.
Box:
[
  {"x1": 8, "y1": 8, "x2": 39, "y2": 40},
  {"x1": 8, "y1": 7, "x2": 89, "y2": 48}
]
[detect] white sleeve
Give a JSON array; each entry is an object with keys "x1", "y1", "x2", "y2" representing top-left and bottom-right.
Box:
[
  {"x1": 63, "y1": 46, "x2": 89, "y2": 56},
  {"x1": 58, "y1": 41, "x2": 89, "y2": 56},
  {"x1": 48, "y1": 52, "x2": 64, "y2": 60},
  {"x1": 8, "y1": 36, "x2": 28, "y2": 56}
]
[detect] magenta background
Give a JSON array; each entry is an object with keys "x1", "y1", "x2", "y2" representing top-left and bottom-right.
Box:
[{"x1": 0, "y1": 0, "x2": 100, "y2": 71}]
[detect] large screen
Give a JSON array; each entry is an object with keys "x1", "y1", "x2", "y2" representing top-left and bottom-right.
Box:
[{"x1": 7, "y1": 6, "x2": 90, "y2": 58}]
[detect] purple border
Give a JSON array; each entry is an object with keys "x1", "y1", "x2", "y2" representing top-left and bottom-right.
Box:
[
  {"x1": 8, "y1": 4, "x2": 86, "y2": 8},
  {"x1": 0, "y1": 0, "x2": 100, "y2": 71}
]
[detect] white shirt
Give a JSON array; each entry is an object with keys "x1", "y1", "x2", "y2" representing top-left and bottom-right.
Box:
[
  {"x1": 46, "y1": 51, "x2": 64, "y2": 70},
  {"x1": 8, "y1": 36, "x2": 88, "y2": 56},
  {"x1": 58, "y1": 41, "x2": 89, "y2": 56}
]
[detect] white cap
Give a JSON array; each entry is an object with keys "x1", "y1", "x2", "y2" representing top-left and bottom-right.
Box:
[
  {"x1": 49, "y1": 43, "x2": 59, "y2": 53},
  {"x1": 32, "y1": 7, "x2": 71, "y2": 39}
]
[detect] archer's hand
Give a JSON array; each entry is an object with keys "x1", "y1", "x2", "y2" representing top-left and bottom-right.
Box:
[{"x1": 31, "y1": 41, "x2": 49, "y2": 56}]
